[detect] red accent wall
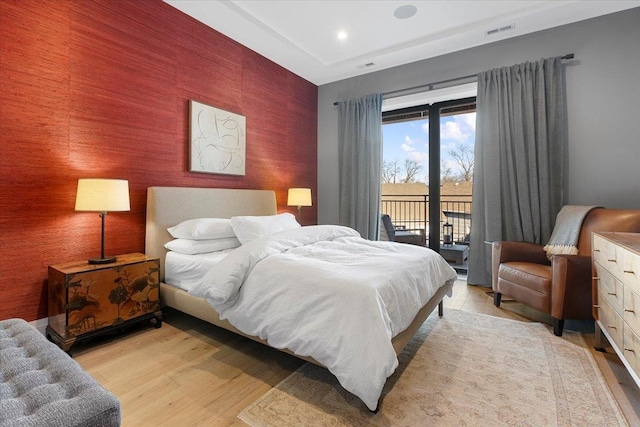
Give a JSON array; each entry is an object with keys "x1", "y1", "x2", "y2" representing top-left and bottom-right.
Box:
[{"x1": 0, "y1": 0, "x2": 318, "y2": 321}]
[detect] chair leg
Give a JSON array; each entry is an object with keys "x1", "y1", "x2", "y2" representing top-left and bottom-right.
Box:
[
  {"x1": 493, "y1": 292, "x2": 502, "y2": 307},
  {"x1": 553, "y1": 318, "x2": 564, "y2": 336}
]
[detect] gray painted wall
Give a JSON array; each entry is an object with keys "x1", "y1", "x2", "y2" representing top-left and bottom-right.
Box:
[{"x1": 317, "y1": 8, "x2": 640, "y2": 225}]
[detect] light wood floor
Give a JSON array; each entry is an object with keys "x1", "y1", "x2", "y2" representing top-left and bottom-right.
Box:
[{"x1": 72, "y1": 278, "x2": 640, "y2": 426}]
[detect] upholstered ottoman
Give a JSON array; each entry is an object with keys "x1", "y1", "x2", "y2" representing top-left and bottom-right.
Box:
[{"x1": 0, "y1": 319, "x2": 121, "y2": 427}]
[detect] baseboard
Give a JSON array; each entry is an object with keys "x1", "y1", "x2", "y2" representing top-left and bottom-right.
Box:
[{"x1": 29, "y1": 317, "x2": 48, "y2": 335}]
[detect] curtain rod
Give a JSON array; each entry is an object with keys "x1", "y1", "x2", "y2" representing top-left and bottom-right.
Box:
[{"x1": 333, "y1": 53, "x2": 575, "y2": 106}]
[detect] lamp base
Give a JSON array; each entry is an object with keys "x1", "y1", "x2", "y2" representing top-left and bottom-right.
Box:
[{"x1": 88, "y1": 256, "x2": 116, "y2": 265}]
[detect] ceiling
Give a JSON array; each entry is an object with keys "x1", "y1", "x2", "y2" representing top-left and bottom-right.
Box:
[{"x1": 165, "y1": 1, "x2": 640, "y2": 85}]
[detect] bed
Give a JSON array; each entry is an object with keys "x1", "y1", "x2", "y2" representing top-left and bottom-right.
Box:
[{"x1": 145, "y1": 186, "x2": 457, "y2": 410}]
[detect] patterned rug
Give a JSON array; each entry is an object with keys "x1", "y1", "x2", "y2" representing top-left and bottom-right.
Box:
[{"x1": 239, "y1": 309, "x2": 628, "y2": 426}]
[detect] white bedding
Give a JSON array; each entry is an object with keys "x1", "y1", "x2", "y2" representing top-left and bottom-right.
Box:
[
  {"x1": 165, "y1": 250, "x2": 233, "y2": 291},
  {"x1": 189, "y1": 225, "x2": 457, "y2": 410}
]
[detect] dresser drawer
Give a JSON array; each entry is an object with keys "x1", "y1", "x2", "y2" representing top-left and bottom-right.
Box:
[
  {"x1": 619, "y1": 245, "x2": 640, "y2": 294},
  {"x1": 593, "y1": 234, "x2": 620, "y2": 276},
  {"x1": 624, "y1": 287, "x2": 640, "y2": 334},
  {"x1": 623, "y1": 324, "x2": 640, "y2": 377},
  {"x1": 597, "y1": 297, "x2": 624, "y2": 350},
  {"x1": 595, "y1": 262, "x2": 624, "y2": 316}
]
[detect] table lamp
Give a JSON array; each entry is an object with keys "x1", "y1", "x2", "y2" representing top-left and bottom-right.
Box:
[
  {"x1": 75, "y1": 179, "x2": 130, "y2": 264},
  {"x1": 287, "y1": 188, "x2": 312, "y2": 221}
]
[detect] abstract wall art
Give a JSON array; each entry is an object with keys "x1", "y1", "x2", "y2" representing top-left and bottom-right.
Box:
[{"x1": 189, "y1": 100, "x2": 246, "y2": 176}]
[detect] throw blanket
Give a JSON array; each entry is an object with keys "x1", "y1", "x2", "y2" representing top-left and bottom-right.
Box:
[
  {"x1": 543, "y1": 205, "x2": 601, "y2": 259},
  {"x1": 189, "y1": 225, "x2": 458, "y2": 410}
]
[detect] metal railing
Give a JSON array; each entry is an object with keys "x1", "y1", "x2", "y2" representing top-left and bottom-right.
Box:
[{"x1": 381, "y1": 194, "x2": 472, "y2": 245}]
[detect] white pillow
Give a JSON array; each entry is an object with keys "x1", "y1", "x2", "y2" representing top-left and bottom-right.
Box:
[
  {"x1": 230, "y1": 213, "x2": 301, "y2": 244},
  {"x1": 164, "y1": 237, "x2": 241, "y2": 255},
  {"x1": 168, "y1": 218, "x2": 235, "y2": 240}
]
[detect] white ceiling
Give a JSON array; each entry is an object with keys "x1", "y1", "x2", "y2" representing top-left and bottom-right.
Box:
[{"x1": 165, "y1": 0, "x2": 640, "y2": 85}]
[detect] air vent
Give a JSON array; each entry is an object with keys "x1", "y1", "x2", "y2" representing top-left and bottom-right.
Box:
[
  {"x1": 486, "y1": 23, "x2": 515, "y2": 36},
  {"x1": 357, "y1": 62, "x2": 376, "y2": 70}
]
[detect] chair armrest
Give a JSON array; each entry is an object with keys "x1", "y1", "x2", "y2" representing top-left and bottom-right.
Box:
[
  {"x1": 405, "y1": 228, "x2": 426, "y2": 236},
  {"x1": 394, "y1": 228, "x2": 426, "y2": 246},
  {"x1": 550, "y1": 254, "x2": 593, "y2": 320}
]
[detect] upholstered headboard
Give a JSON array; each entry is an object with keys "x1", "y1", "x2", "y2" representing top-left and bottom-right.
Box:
[{"x1": 145, "y1": 187, "x2": 277, "y2": 281}]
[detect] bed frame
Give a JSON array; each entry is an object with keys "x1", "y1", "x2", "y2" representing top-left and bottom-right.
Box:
[{"x1": 145, "y1": 186, "x2": 452, "y2": 366}]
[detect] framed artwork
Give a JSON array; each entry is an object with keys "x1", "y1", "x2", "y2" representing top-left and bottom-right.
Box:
[{"x1": 189, "y1": 100, "x2": 246, "y2": 176}]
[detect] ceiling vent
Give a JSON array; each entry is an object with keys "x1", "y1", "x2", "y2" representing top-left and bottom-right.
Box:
[{"x1": 486, "y1": 24, "x2": 515, "y2": 36}]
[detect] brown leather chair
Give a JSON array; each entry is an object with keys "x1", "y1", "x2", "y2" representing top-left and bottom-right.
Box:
[{"x1": 492, "y1": 208, "x2": 640, "y2": 336}]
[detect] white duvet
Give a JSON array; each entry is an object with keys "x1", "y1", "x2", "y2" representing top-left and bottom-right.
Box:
[{"x1": 189, "y1": 225, "x2": 457, "y2": 410}]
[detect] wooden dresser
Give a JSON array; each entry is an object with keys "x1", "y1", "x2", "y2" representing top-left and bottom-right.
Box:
[{"x1": 592, "y1": 232, "x2": 640, "y2": 387}]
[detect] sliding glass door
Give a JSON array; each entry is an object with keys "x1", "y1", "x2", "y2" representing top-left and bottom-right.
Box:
[{"x1": 382, "y1": 97, "x2": 476, "y2": 264}]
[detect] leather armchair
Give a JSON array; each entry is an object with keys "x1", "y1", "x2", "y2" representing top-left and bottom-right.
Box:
[{"x1": 492, "y1": 208, "x2": 640, "y2": 336}]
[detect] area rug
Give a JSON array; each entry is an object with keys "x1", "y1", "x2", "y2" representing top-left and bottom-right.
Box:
[{"x1": 238, "y1": 309, "x2": 628, "y2": 426}]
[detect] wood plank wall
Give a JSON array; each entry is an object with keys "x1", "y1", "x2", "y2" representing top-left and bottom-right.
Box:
[{"x1": 0, "y1": 0, "x2": 318, "y2": 322}]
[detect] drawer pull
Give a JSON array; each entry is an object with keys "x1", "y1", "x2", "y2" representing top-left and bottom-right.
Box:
[
  {"x1": 607, "y1": 259, "x2": 617, "y2": 263},
  {"x1": 594, "y1": 249, "x2": 601, "y2": 252},
  {"x1": 624, "y1": 348, "x2": 635, "y2": 353},
  {"x1": 592, "y1": 276, "x2": 599, "y2": 280},
  {"x1": 625, "y1": 309, "x2": 635, "y2": 313},
  {"x1": 607, "y1": 292, "x2": 616, "y2": 296},
  {"x1": 593, "y1": 305, "x2": 601, "y2": 308},
  {"x1": 624, "y1": 270, "x2": 635, "y2": 274},
  {"x1": 607, "y1": 325, "x2": 617, "y2": 330}
]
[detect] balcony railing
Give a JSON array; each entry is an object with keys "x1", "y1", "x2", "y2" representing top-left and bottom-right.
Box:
[{"x1": 381, "y1": 194, "x2": 472, "y2": 245}]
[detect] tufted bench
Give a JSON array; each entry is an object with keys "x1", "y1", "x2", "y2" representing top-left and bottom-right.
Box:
[{"x1": 0, "y1": 319, "x2": 121, "y2": 427}]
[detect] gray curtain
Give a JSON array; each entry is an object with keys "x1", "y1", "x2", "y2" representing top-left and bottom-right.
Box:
[
  {"x1": 337, "y1": 93, "x2": 384, "y2": 239},
  {"x1": 467, "y1": 57, "x2": 567, "y2": 286}
]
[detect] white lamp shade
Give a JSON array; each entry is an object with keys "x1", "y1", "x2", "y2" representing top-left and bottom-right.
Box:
[
  {"x1": 75, "y1": 179, "x2": 130, "y2": 212},
  {"x1": 287, "y1": 188, "x2": 312, "y2": 207}
]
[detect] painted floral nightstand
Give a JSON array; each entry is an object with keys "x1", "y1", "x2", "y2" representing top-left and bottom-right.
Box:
[{"x1": 46, "y1": 253, "x2": 162, "y2": 352}]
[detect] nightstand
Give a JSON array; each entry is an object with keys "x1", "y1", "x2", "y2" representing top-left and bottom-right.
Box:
[{"x1": 47, "y1": 253, "x2": 162, "y2": 352}]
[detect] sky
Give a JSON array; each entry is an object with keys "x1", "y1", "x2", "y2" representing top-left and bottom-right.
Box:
[{"x1": 382, "y1": 112, "x2": 476, "y2": 184}]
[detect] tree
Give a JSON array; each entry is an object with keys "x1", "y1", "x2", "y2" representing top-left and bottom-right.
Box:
[
  {"x1": 402, "y1": 159, "x2": 422, "y2": 183},
  {"x1": 449, "y1": 144, "x2": 474, "y2": 181},
  {"x1": 382, "y1": 158, "x2": 423, "y2": 183},
  {"x1": 440, "y1": 160, "x2": 454, "y2": 182},
  {"x1": 382, "y1": 160, "x2": 400, "y2": 183}
]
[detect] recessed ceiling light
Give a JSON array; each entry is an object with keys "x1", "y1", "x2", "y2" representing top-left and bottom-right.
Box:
[
  {"x1": 394, "y1": 4, "x2": 417, "y2": 19},
  {"x1": 337, "y1": 30, "x2": 347, "y2": 41}
]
